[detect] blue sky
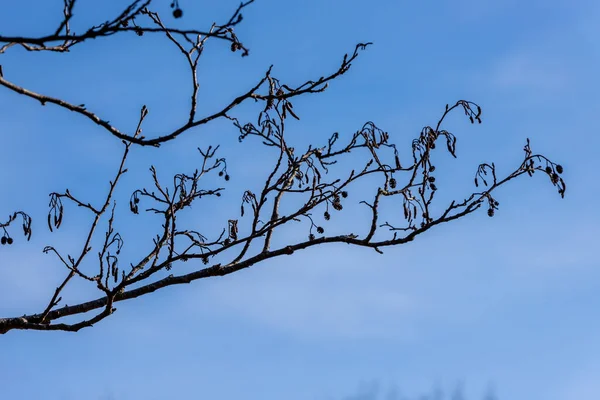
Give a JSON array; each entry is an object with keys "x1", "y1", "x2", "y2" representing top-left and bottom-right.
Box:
[{"x1": 0, "y1": 0, "x2": 599, "y2": 399}]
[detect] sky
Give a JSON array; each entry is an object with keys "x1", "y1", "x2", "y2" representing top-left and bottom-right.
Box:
[{"x1": 0, "y1": 0, "x2": 599, "y2": 399}]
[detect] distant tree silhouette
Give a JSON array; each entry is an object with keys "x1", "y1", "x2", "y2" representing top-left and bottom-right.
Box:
[
  {"x1": 0, "y1": 0, "x2": 565, "y2": 333},
  {"x1": 340, "y1": 381, "x2": 497, "y2": 400}
]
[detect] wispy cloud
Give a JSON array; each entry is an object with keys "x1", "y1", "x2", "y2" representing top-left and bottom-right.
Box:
[
  {"x1": 189, "y1": 260, "x2": 419, "y2": 340},
  {"x1": 487, "y1": 51, "x2": 569, "y2": 93},
  {"x1": 0, "y1": 250, "x2": 62, "y2": 313},
  {"x1": 558, "y1": 363, "x2": 600, "y2": 400}
]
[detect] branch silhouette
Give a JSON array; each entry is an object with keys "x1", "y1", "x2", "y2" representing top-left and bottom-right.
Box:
[{"x1": 0, "y1": 1, "x2": 565, "y2": 334}]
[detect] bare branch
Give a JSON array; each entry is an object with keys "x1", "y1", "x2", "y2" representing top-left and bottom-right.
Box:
[{"x1": 0, "y1": 3, "x2": 565, "y2": 334}]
